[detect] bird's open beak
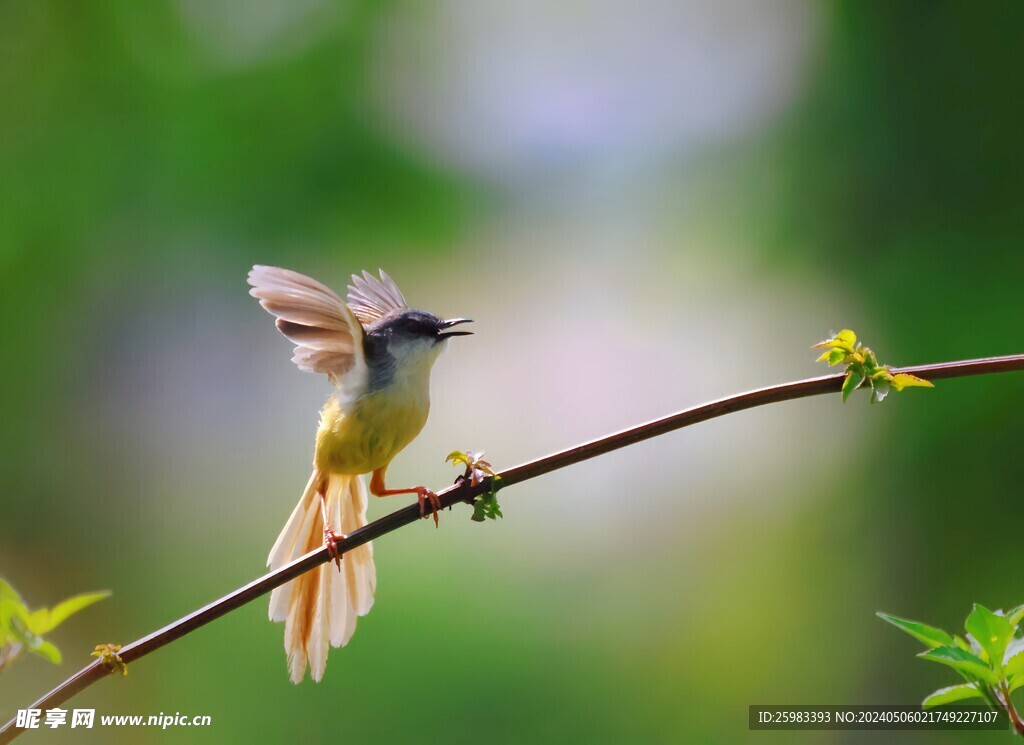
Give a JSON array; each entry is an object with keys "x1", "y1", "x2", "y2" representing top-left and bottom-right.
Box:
[{"x1": 438, "y1": 317, "x2": 473, "y2": 338}]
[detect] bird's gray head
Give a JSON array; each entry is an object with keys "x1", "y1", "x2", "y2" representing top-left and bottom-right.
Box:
[{"x1": 363, "y1": 310, "x2": 472, "y2": 386}]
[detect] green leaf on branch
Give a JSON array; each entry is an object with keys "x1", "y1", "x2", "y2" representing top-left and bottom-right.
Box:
[
  {"x1": 0, "y1": 577, "x2": 109, "y2": 671},
  {"x1": 813, "y1": 329, "x2": 857, "y2": 352},
  {"x1": 28, "y1": 592, "x2": 110, "y2": 635},
  {"x1": 841, "y1": 369, "x2": 864, "y2": 403},
  {"x1": 29, "y1": 640, "x2": 61, "y2": 665},
  {"x1": 918, "y1": 646, "x2": 999, "y2": 685},
  {"x1": 447, "y1": 450, "x2": 504, "y2": 523},
  {"x1": 964, "y1": 604, "x2": 1013, "y2": 670},
  {"x1": 877, "y1": 612, "x2": 955, "y2": 648},
  {"x1": 1003, "y1": 638, "x2": 1024, "y2": 679},
  {"x1": 1011, "y1": 674, "x2": 1024, "y2": 694},
  {"x1": 471, "y1": 481, "x2": 503, "y2": 522},
  {"x1": 954, "y1": 635, "x2": 974, "y2": 653},
  {"x1": 812, "y1": 328, "x2": 933, "y2": 404},
  {"x1": 869, "y1": 377, "x2": 891, "y2": 404},
  {"x1": 1007, "y1": 604, "x2": 1024, "y2": 629},
  {"x1": 922, "y1": 683, "x2": 983, "y2": 709},
  {"x1": 890, "y1": 373, "x2": 935, "y2": 392}
]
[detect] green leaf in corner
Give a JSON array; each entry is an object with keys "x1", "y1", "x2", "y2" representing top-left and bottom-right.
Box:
[
  {"x1": 7, "y1": 616, "x2": 62, "y2": 665},
  {"x1": 841, "y1": 369, "x2": 864, "y2": 403},
  {"x1": 922, "y1": 683, "x2": 983, "y2": 709},
  {"x1": 877, "y1": 612, "x2": 955, "y2": 648},
  {"x1": 918, "y1": 646, "x2": 999, "y2": 685},
  {"x1": 27, "y1": 591, "x2": 110, "y2": 635},
  {"x1": 0, "y1": 579, "x2": 109, "y2": 669},
  {"x1": 964, "y1": 604, "x2": 1013, "y2": 671}
]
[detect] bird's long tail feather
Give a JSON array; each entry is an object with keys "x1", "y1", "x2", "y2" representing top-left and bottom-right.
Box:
[{"x1": 267, "y1": 468, "x2": 376, "y2": 683}]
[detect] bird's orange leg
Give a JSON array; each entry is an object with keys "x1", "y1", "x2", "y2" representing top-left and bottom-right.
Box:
[
  {"x1": 318, "y1": 481, "x2": 343, "y2": 571},
  {"x1": 369, "y1": 467, "x2": 441, "y2": 527}
]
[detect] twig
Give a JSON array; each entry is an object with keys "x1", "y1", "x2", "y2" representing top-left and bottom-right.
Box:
[
  {"x1": 998, "y1": 681, "x2": 1024, "y2": 737},
  {"x1": 2, "y1": 353, "x2": 1022, "y2": 742}
]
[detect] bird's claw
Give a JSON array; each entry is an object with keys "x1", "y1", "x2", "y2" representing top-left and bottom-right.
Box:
[
  {"x1": 415, "y1": 487, "x2": 441, "y2": 528},
  {"x1": 324, "y1": 527, "x2": 343, "y2": 571}
]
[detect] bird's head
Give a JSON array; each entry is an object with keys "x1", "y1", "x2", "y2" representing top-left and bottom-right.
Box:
[{"x1": 365, "y1": 310, "x2": 472, "y2": 370}]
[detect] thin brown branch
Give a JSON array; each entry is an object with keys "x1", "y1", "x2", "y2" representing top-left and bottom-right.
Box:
[
  {"x1": 2, "y1": 353, "x2": 1023, "y2": 742},
  {"x1": 999, "y1": 681, "x2": 1024, "y2": 736}
]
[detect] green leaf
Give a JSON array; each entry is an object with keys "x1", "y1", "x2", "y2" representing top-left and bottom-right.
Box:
[
  {"x1": 812, "y1": 329, "x2": 857, "y2": 352},
  {"x1": 922, "y1": 683, "x2": 983, "y2": 709},
  {"x1": 954, "y1": 634, "x2": 973, "y2": 652},
  {"x1": 1006, "y1": 604, "x2": 1024, "y2": 629},
  {"x1": 965, "y1": 604, "x2": 1013, "y2": 670},
  {"x1": 1003, "y1": 638, "x2": 1024, "y2": 678},
  {"x1": 842, "y1": 369, "x2": 864, "y2": 403},
  {"x1": 877, "y1": 612, "x2": 955, "y2": 648},
  {"x1": 0, "y1": 579, "x2": 21, "y2": 603},
  {"x1": 470, "y1": 490, "x2": 503, "y2": 522},
  {"x1": 6, "y1": 615, "x2": 62, "y2": 664},
  {"x1": 828, "y1": 347, "x2": 847, "y2": 366},
  {"x1": 835, "y1": 329, "x2": 857, "y2": 349},
  {"x1": 1010, "y1": 672, "x2": 1024, "y2": 694},
  {"x1": 0, "y1": 587, "x2": 31, "y2": 644},
  {"x1": 29, "y1": 639, "x2": 61, "y2": 665},
  {"x1": 869, "y1": 377, "x2": 890, "y2": 404},
  {"x1": 0, "y1": 579, "x2": 108, "y2": 669},
  {"x1": 891, "y1": 373, "x2": 934, "y2": 391},
  {"x1": 445, "y1": 450, "x2": 469, "y2": 468},
  {"x1": 27, "y1": 591, "x2": 110, "y2": 634},
  {"x1": 471, "y1": 499, "x2": 486, "y2": 522},
  {"x1": 918, "y1": 646, "x2": 999, "y2": 685}
]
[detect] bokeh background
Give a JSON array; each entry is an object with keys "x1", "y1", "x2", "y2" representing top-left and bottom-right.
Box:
[{"x1": 2, "y1": 1, "x2": 1022, "y2": 742}]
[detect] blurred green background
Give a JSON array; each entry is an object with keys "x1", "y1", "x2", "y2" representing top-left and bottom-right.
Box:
[{"x1": 2, "y1": 1, "x2": 1022, "y2": 742}]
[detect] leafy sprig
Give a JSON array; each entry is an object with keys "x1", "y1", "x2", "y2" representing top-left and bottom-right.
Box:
[
  {"x1": 446, "y1": 450, "x2": 504, "y2": 522},
  {"x1": 0, "y1": 577, "x2": 109, "y2": 671},
  {"x1": 879, "y1": 604, "x2": 1024, "y2": 731},
  {"x1": 812, "y1": 329, "x2": 933, "y2": 403}
]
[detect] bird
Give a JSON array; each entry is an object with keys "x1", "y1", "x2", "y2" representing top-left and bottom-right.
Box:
[{"x1": 247, "y1": 265, "x2": 472, "y2": 683}]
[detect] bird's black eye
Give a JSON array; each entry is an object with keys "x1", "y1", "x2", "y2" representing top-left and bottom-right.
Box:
[{"x1": 397, "y1": 316, "x2": 436, "y2": 338}]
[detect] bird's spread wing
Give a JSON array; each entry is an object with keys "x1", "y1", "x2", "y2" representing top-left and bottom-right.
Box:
[
  {"x1": 346, "y1": 269, "x2": 408, "y2": 326},
  {"x1": 248, "y1": 265, "x2": 368, "y2": 392}
]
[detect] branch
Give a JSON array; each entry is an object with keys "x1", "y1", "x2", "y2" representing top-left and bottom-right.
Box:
[
  {"x1": 2, "y1": 353, "x2": 1022, "y2": 742},
  {"x1": 999, "y1": 681, "x2": 1024, "y2": 736}
]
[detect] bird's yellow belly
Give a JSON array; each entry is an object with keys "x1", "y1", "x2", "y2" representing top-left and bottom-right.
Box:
[{"x1": 314, "y1": 389, "x2": 429, "y2": 475}]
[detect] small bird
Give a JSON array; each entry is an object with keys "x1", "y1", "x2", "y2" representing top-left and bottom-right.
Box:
[{"x1": 247, "y1": 265, "x2": 472, "y2": 683}]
